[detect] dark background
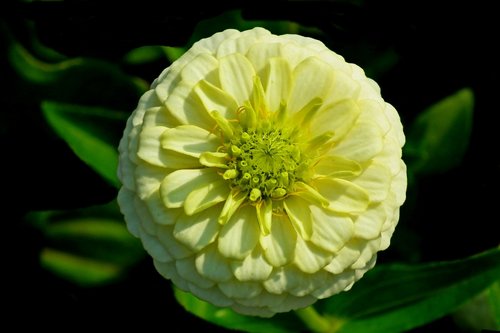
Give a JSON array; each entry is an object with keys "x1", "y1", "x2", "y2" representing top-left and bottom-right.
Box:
[{"x1": 1, "y1": 1, "x2": 499, "y2": 331}]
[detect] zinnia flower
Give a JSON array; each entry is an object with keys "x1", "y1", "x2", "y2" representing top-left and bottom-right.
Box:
[{"x1": 117, "y1": 27, "x2": 407, "y2": 317}]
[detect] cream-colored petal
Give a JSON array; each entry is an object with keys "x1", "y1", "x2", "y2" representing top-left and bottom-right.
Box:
[
  {"x1": 216, "y1": 27, "x2": 270, "y2": 57},
  {"x1": 236, "y1": 290, "x2": 286, "y2": 308},
  {"x1": 160, "y1": 168, "x2": 221, "y2": 209},
  {"x1": 181, "y1": 53, "x2": 219, "y2": 85},
  {"x1": 133, "y1": 196, "x2": 157, "y2": 235},
  {"x1": 194, "y1": 29, "x2": 240, "y2": 53},
  {"x1": 246, "y1": 42, "x2": 282, "y2": 75},
  {"x1": 391, "y1": 163, "x2": 407, "y2": 206},
  {"x1": 218, "y1": 53, "x2": 256, "y2": 105},
  {"x1": 279, "y1": 41, "x2": 316, "y2": 68},
  {"x1": 372, "y1": 137, "x2": 402, "y2": 175},
  {"x1": 188, "y1": 284, "x2": 234, "y2": 307},
  {"x1": 142, "y1": 106, "x2": 179, "y2": 128},
  {"x1": 195, "y1": 244, "x2": 233, "y2": 282},
  {"x1": 312, "y1": 155, "x2": 362, "y2": 179},
  {"x1": 219, "y1": 189, "x2": 247, "y2": 225},
  {"x1": 218, "y1": 205, "x2": 259, "y2": 260},
  {"x1": 199, "y1": 152, "x2": 229, "y2": 168},
  {"x1": 156, "y1": 225, "x2": 193, "y2": 259},
  {"x1": 173, "y1": 204, "x2": 221, "y2": 251},
  {"x1": 161, "y1": 125, "x2": 220, "y2": 158},
  {"x1": 269, "y1": 294, "x2": 316, "y2": 313},
  {"x1": 283, "y1": 196, "x2": 313, "y2": 240},
  {"x1": 134, "y1": 163, "x2": 167, "y2": 200},
  {"x1": 311, "y1": 99, "x2": 361, "y2": 142},
  {"x1": 353, "y1": 203, "x2": 387, "y2": 240},
  {"x1": 329, "y1": 119, "x2": 383, "y2": 162},
  {"x1": 351, "y1": 237, "x2": 381, "y2": 269},
  {"x1": 193, "y1": 80, "x2": 239, "y2": 120},
  {"x1": 184, "y1": 178, "x2": 229, "y2": 215},
  {"x1": 260, "y1": 214, "x2": 297, "y2": 267},
  {"x1": 313, "y1": 178, "x2": 370, "y2": 213},
  {"x1": 317, "y1": 49, "x2": 352, "y2": 75},
  {"x1": 311, "y1": 270, "x2": 355, "y2": 299},
  {"x1": 352, "y1": 163, "x2": 391, "y2": 202},
  {"x1": 358, "y1": 99, "x2": 390, "y2": 135},
  {"x1": 165, "y1": 81, "x2": 214, "y2": 129},
  {"x1": 153, "y1": 260, "x2": 189, "y2": 291},
  {"x1": 117, "y1": 188, "x2": 140, "y2": 237},
  {"x1": 219, "y1": 280, "x2": 262, "y2": 299},
  {"x1": 176, "y1": 257, "x2": 215, "y2": 289},
  {"x1": 324, "y1": 70, "x2": 360, "y2": 106},
  {"x1": 309, "y1": 205, "x2": 354, "y2": 252},
  {"x1": 144, "y1": 189, "x2": 182, "y2": 225},
  {"x1": 136, "y1": 125, "x2": 201, "y2": 169},
  {"x1": 288, "y1": 57, "x2": 333, "y2": 115},
  {"x1": 231, "y1": 246, "x2": 273, "y2": 282},
  {"x1": 137, "y1": 225, "x2": 171, "y2": 263},
  {"x1": 323, "y1": 241, "x2": 362, "y2": 274},
  {"x1": 294, "y1": 237, "x2": 333, "y2": 274},
  {"x1": 262, "y1": 57, "x2": 292, "y2": 113}
]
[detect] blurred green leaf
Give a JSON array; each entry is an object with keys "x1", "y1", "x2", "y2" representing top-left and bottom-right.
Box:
[
  {"x1": 8, "y1": 42, "x2": 147, "y2": 108},
  {"x1": 123, "y1": 45, "x2": 167, "y2": 65},
  {"x1": 488, "y1": 281, "x2": 500, "y2": 328},
  {"x1": 42, "y1": 101, "x2": 128, "y2": 188},
  {"x1": 316, "y1": 247, "x2": 500, "y2": 333},
  {"x1": 30, "y1": 201, "x2": 144, "y2": 287},
  {"x1": 404, "y1": 88, "x2": 474, "y2": 175},
  {"x1": 174, "y1": 288, "x2": 305, "y2": 333}
]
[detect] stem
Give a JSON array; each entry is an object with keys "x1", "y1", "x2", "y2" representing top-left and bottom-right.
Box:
[{"x1": 295, "y1": 306, "x2": 332, "y2": 333}]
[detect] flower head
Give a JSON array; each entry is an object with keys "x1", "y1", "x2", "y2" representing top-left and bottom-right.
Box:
[{"x1": 117, "y1": 27, "x2": 407, "y2": 317}]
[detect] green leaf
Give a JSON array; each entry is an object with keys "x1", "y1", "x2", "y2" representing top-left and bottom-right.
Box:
[
  {"x1": 174, "y1": 287, "x2": 305, "y2": 333},
  {"x1": 316, "y1": 247, "x2": 500, "y2": 333},
  {"x1": 42, "y1": 101, "x2": 128, "y2": 187},
  {"x1": 123, "y1": 45, "x2": 167, "y2": 65},
  {"x1": 30, "y1": 201, "x2": 145, "y2": 287},
  {"x1": 404, "y1": 88, "x2": 474, "y2": 175}
]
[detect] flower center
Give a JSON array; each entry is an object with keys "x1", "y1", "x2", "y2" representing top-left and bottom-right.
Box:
[{"x1": 223, "y1": 126, "x2": 307, "y2": 201}]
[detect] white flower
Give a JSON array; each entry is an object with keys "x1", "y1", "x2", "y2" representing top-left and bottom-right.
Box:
[{"x1": 117, "y1": 27, "x2": 407, "y2": 317}]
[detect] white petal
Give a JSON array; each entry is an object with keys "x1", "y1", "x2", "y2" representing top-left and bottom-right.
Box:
[
  {"x1": 161, "y1": 125, "x2": 220, "y2": 158},
  {"x1": 323, "y1": 241, "x2": 362, "y2": 274},
  {"x1": 283, "y1": 196, "x2": 313, "y2": 240},
  {"x1": 193, "y1": 79, "x2": 239, "y2": 120},
  {"x1": 153, "y1": 260, "x2": 189, "y2": 291},
  {"x1": 142, "y1": 106, "x2": 179, "y2": 128},
  {"x1": 218, "y1": 53, "x2": 256, "y2": 105},
  {"x1": 156, "y1": 225, "x2": 192, "y2": 259},
  {"x1": 160, "y1": 168, "x2": 221, "y2": 209},
  {"x1": 354, "y1": 203, "x2": 387, "y2": 240},
  {"x1": 173, "y1": 204, "x2": 221, "y2": 251},
  {"x1": 246, "y1": 42, "x2": 282, "y2": 75},
  {"x1": 137, "y1": 224, "x2": 171, "y2": 263},
  {"x1": 176, "y1": 257, "x2": 215, "y2": 289},
  {"x1": 293, "y1": 237, "x2": 333, "y2": 274},
  {"x1": 117, "y1": 188, "x2": 140, "y2": 237},
  {"x1": 311, "y1": 99, "x2": 361, "y2": 142},
  {"x1": 218, "y1": 205, "x2": 260, "y2": 260},
  {"x1": 323, "y1": 70, "x2": 360, "y2": 106},
  {"x1": 330, "y1": 119, "x2": 383, "y2": 162},
  {"x1": 312, "y1": 155, "x2": 362, "y2": 179},
  {"x1": 144, "y1": 189, "x2": 182, "y2": 225},
  {"x1": 309, "y1": 206, "x2": 354, "y2": 252},
  {"x1": 262, "y1": 57, "x2": 292, "y2": 113},
  {"x1": 133, "y1": 196, "x2": 157, "y2": 235},
  {"x1": 216, "y1": 27, "x2": 270, "y2": 57},
  {"x1": 358, "y1": 99, "x2": 390, "y2": 135},
  {"x1": 134, "y1": 163, "x2": 167, "y2": 200},
  {"x1": 351, "y1": 238, "x2": 381, "y2": 269},
  {"x1": 260, "y1": 214, "x2": 297, "y2": 267},
  {"x1": 236, "y1": 290, "x2": 286, "y2": 308},
  {"x1": 311, "y1": 270, "x2": 355, "y2": 298},
  {"x1": 313, "y1": 178, "x2": 370, "y2": 213},
  {"x1": 231, "y1": 246, "x2": 273, "y2": 282},
  {"x1": 269, "y1": 294, "x2": 316, "y2": 313},
  {"x1": 184, "y1": 178, "x2": 229, "y2": 215},
  {"x1": 181, "y1": 53, "x2": 219, "y2": 85},
  {"x1": 352, "y1": 163, "x2": 392, "y2": 202},
  {"x1": 137, "y1": 126, "x2": 200, "y2": 168},
  {"x1": 165, "y1": 81, "x2": 214, "y2": 129},
  {"x1": 188, "y1": 284, "x2": 234, "y2": 307},
  {"x1": 391, "y1": 162, "x2": 407, "y2": 206},
  {"x1": 288, "y1": 56, "x2": 334, "y2": 115},
  {"x1": 218, "y1": 280, "x2": 262, "y2": 299},
  {"x1": 195, "y1": 244, "x2": 232, "y2": 282}
]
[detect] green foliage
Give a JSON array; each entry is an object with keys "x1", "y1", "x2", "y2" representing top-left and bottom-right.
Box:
[
  {"x1": 42, "y1": 101, "x2": 127, "y2": 188},
  {"x1": 28, "y1": 201, "x2": 145, "y2": 287},
  {"x1": 404, "y1": 88, "x2": 474, "y2": 175}
]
